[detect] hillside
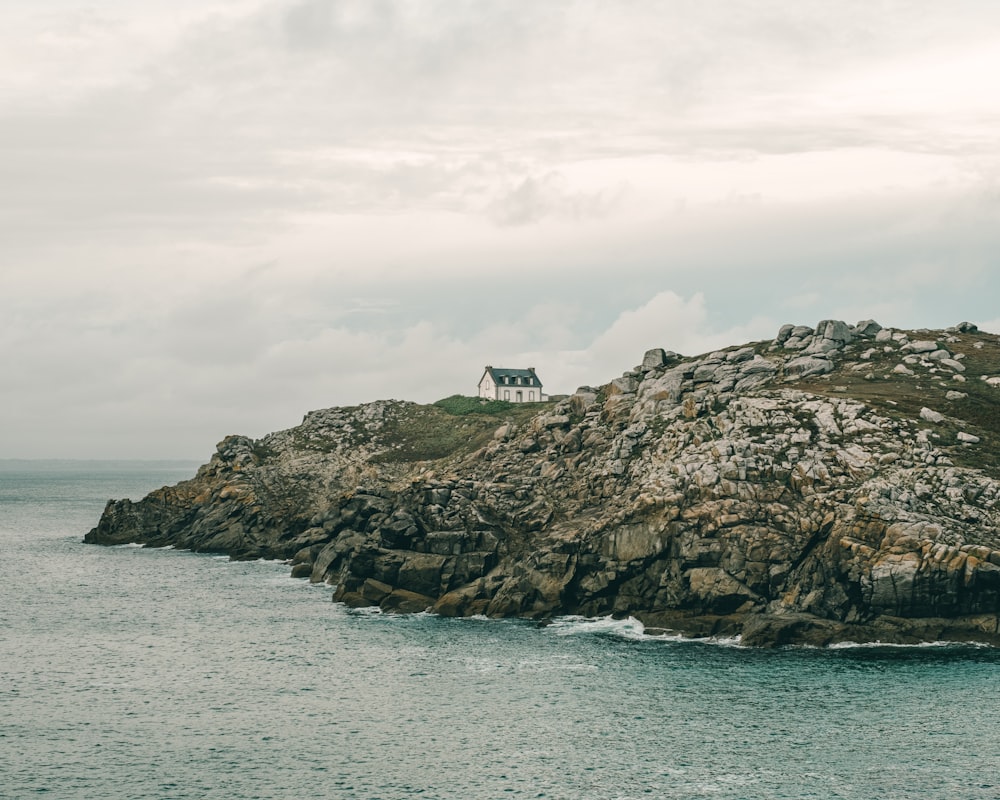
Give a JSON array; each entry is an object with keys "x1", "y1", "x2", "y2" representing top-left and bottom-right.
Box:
[{"x1": 86, "y1": 319, "x2": 1000, "y2": 646}]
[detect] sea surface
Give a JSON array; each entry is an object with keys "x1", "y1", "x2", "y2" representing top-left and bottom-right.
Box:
[{"x1": 1, "y1": 461, "x2": 998, "y2": 800}]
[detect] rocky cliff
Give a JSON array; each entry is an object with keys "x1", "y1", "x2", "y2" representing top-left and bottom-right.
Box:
[{"x1": 86, "y1": 320, "x2": 1000, "y2": 646}]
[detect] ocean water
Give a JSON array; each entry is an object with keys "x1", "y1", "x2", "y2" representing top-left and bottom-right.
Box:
[{"x1": 1, "y1": 462, "x2": 999, "y2": 800}]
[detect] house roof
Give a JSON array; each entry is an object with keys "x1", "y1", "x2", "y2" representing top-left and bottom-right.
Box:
[{"x1": 481, "y1": 366, "x2": 542, "y2": 387}]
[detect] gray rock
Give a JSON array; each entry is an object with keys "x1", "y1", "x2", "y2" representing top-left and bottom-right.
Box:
[
  {"x1": 727, "y1": 346, "x2": 756, "y2": 364},
  {"x1": 957, "y1": 432, "x2": 981, "y2": 444},
  {"x1": 569, "y1": 390, "x2": 598, "y2": 416},
  {"x1": 903, "y1": 340, "x2": 940, "y2": 354},
  {"x1": 642, "y1": 348, "x2": 668, "y2": 370},
  {"x1": 784, "y1": 356, "x2": 834, "y2": 378},
  {"x1": 635, "y1": 369, "x2": 685, "y2": 413},
  {"x1": 734, "y1": 360, "x2": 777, "y2": 392},
  {"x1": 610, "y1": 375, "x2": 638, "y2": 394},
  {"x1": 739, "y1": 356, "x2": 777, "y2": 376},
  {"x1": 692, "y1": 362, "x2": 722, "y2": 383},
  {"x1": 920, "y1": 407, "x2": 945, "y2": 424},
  {"x1": 815, "y1": 319, "x2": 855, "y2": 344},
  {"x1": 855, "y1": 319, "x2": 883, "y2": 337},
  {"x1": 804, "y1": 338, "x2": 841, "y2": 355}
]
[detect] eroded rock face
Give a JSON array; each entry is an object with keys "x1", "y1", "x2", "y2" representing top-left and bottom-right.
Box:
[{"x1": 85, "y1": 320, "x2": 1000, "y2": 646}]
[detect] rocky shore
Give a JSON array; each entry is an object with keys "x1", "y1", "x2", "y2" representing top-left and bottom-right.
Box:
[{"x1": 86, "y1": 320, "x2": 1000, "y2": 647}]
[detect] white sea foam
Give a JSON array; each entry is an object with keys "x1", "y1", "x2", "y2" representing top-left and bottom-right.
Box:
[
  {"x1": 828, "y1": 639, "x2": 989, "y2": 650},
  {"x1": 346, "y1": 605, "x2": 384, "y2": 616},
  {"x1": 113, "y1": 542, "x2": 180, "y2": 551},
  {"x1": 547, "y1": 614, "x2": 649, "y2": 639},
  {"x1": 545, "y1": 615, "x2": 745, "y2": 646}
]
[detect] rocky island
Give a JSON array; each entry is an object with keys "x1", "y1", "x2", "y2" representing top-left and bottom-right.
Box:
[{"x1": 86, "y1": 320, "x2": 1000, "y2": 647}]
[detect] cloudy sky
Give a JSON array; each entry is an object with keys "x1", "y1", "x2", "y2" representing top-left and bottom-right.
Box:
[{"x1": 3, "y1": 1, "x2": 1000, "y2": 459}]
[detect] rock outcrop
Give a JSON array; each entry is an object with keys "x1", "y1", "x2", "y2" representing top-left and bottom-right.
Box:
[{"x1": 86, "y1": 321, "x2": 1000, "y2": 647}]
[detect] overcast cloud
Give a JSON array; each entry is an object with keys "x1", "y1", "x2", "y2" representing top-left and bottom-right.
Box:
[{"x1": 3, "y1": 1, "x2": 1000, "y2": 458}]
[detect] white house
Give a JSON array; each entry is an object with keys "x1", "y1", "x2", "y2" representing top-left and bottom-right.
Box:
[{"x1": 478, "y1": 366, "x2": 545, "y2": 403}]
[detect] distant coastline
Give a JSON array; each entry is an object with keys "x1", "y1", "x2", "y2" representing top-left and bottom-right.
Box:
[{"x1": 0, "y1": 459, "x2": 202, "y2": 472}]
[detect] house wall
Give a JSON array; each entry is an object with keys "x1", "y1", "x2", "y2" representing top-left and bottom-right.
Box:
[
  {"x1": 478, "y1": 370, "x2": 544, "y2": 402},
  {"x1": 477, "y1": 374, "x2": 497, "y2": 400}
]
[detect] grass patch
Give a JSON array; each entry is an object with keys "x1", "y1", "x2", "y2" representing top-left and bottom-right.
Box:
[
  {"x1": 433, "y1": 394, "x2": 550, "y2": 416},
  {"x1": 372, "y1": 399, "x2": 546, "y2": 464}
]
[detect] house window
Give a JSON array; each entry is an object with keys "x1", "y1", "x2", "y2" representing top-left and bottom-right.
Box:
[
  {"x1": 528, "y1": 391, "x2": 534, "y2": 401},
  {"x1": 516, "y1": 390, "x2": 523, "y2": 402},
  {"x1": 504, "y1": 390, "x2": 510, "y2": 400}
]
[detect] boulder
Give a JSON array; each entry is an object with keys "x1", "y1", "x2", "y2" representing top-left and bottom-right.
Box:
[
  {"x1": 381, "y1": 588, "x2": 435, "y2": 613},
  {"x1": 726, "y1": 347, "x2": 756, "y2": 364},
  {"x1": 610, "y1": 375, "x2": 638, "y2": 394},
  {"x1": 903, "y1": 340, "x2": 940, "y2": 354},
  {"x1": 642, "y1": 348, "x2": 668, "y2": 370},
  {"x1": 855, "y1": 319, "x2": 883, "y2": 337},
  {"x1": 784, "y1": 356, "x2": 834, "y2": 379},
  {"x1": 775, "y1": 324, "x2": 795, "y2": 344},
  {"x1": 920, "y1": 407, "x2": 945, "y2": 424},
  {"x1": 815, "y1": 319, "x2": 855, "y2": 344}
]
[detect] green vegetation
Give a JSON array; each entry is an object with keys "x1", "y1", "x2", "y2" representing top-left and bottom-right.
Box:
[
  {"x1": 433, "y1": 394, "x2": 549, "y2": 416},
  {"x1": 372, "y1": 397, "x2": 549, "y2": 464},
  {"x1": 372, "y1": 405, "x2": 494, "y2": 463}
]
